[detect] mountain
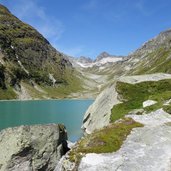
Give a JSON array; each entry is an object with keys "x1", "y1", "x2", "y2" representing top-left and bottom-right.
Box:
[
  {"x1": 0, "y1": 4, "x2": 83, "y2": 99},
  {"x1": 70, "y1": 52, "x2": 124, "y2": 68},
  {"x1": 95, "y1": 51, "x2": 111, "y2": 61},
  {"x1": 95, "y1": 51, "x2": 124, "y2": 62},
  {"x1": 1, "y1": 3, "x2": 171, "y2": 101},
  {"x1": 78, "y1": 56, "x2": 93, "y2": 63},
  {"x1": 67, "y1": 52, "x2": 125, "y2": 99}
]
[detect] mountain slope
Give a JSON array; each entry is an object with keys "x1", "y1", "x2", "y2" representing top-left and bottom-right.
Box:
[
  {"x1": 0, "y1": 4, "x2": 83, "y2": 99},
  {"x1": 122, "y1": 29, "x2": 171, "y2": 75}
]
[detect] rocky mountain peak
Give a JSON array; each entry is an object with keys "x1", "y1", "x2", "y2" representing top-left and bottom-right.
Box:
[
  {"x1": 160, "y1": 28, "x2": 171, "y2": 37},
  {"x1": 78, "y1": 56, "x2": 93, "y2": 63},
  {"x1": 95, "y1": 51, "x2": 111, "y2": 61}
]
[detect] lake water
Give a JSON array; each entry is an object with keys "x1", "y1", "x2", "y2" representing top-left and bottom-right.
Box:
[{"x1": 0, "y1": 100, "x2": 93, "y2": 142}]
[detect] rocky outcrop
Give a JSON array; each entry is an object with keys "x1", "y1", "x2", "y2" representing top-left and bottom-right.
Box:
[
  {"x1": 0, "y1": 124, "x2": 68, "y2": 171},
  {"x1": 55, "y1": 154, "x2": 75, "y2": 171},
  {"x1": 143, "y1": 100, "x2": 157, "y2": 108},
  {"x1": 79, "y1": 109, "x2": 171, "y2": 171},
  {"x1": 82, "y1": 73, "x2": 171, "y2": 134},
  {"x1": 82, "y1": 84, "x2": 121, "y2": 134},
  {"x1": 118, "y1": 73, "x2": 171, "y2": 84}
]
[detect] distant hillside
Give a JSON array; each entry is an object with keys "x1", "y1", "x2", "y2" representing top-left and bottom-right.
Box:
[{"x1": 124, "y1": 29, "x2": 171, "y2": 75}]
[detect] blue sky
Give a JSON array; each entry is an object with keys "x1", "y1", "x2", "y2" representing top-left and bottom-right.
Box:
[{"x1": 1, "y1": 0, "x2": 171, "y2": 59}]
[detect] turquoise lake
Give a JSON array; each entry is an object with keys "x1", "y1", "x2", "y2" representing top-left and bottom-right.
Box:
[{"x1": 0, "y1": 100, "x2": 93, "y2": 142}]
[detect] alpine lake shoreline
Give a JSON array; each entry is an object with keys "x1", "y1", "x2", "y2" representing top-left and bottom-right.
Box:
[{"x1": 0, "y1": 98, "x2": 94, "y2": 142}]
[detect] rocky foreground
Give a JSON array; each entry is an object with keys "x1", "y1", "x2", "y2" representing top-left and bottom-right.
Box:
[
  {"x1": 79, "y1": 109, "x2": 171, "y2": 171},
  {"x1": 0, "y1": 124, "x2": 68, "y2": 171}
]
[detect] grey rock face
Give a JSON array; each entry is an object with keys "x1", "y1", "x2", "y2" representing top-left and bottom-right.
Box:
[
  {"x1": 79, "y1": 109, "x2": 171, "y2": 171},
  {"x1": 82, "y1": 84, "x2": 121, "y2": 134},
  {"x1": 78, "y1": 56, "x2": 93, "y2": 63},
  {"x1": 118, "y1": 73, "x2": 171, "y2": 84},
  {"x1": 95, "y1": 52, "x2": 111, "y2": 61},
  {"x1": 55, "y1": 154, "x2": 76, "y2": 171},
  {"x1": 0, "y1": 124, "x2": 68, "y2": 171}
]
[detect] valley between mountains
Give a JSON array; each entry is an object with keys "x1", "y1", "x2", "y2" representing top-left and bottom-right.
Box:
[
  {"x1": 1, "y1": 3, "x2": 171, "y2": 171},
  {"x1": 1, "y1": 2, "x2": 171, "y2": 100}
]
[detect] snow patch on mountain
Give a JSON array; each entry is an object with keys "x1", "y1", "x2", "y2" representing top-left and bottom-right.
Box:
[{"x1": 76, "y1": 56, "x2": 123, "y2": 68}]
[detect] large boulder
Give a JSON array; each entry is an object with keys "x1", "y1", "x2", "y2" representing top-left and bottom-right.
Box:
[
  {"x1": 82, "y1": 84, "x2": 121, "y2": 134},
  {"x1": 0, "y1": 124, "x2": 68, "y2": 171}
]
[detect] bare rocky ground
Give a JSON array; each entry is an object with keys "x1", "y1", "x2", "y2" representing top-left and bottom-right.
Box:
[
  {"x1": 118, "y1": 73, "x2": 171, "y2": 84},
  {"x1": 14, "y1": 85, "x2": 32, "y2": 100},
  {"x1": 79, "y1": 109, "x2": 171, "y2": 171}
]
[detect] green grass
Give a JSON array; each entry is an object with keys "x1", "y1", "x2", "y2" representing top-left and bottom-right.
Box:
[
  {"x1": 22, "y1": 72, "x2": 84, "y2": 99},
  {"x1": 163, "y1": 105, "x2": 171, "y2": 114},
  {"x1": 0, "y1": 87, "x2": 17, "y2": 100},
  {"x1": 21, "y1": 82, "x2": 46, "y2": 99},
  {"x1": 42, "y1": 71, "x2": 84, "y2": 98},
  {"x1": 111, "y1": 79, "x2": 171, "y2": 122},
  {"x1": 69, "y1": 118, "x2": 143, "y2": 164}
]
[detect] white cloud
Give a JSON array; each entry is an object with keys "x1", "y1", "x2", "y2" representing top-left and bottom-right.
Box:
[{"x1": 5, "y1": 0, "x2": 64, "y2": 42}]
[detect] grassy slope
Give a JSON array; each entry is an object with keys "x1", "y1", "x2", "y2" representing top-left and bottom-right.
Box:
[
  {"x1": 69, "y1": 118, "x2": 143, "y2": 166},
  {"x1": 18, "y1": 70, "x2": 83, "y2": 99},
  {"x1": 111, "y1": 79, "x2": 171, "y2": 122},
  {"x1": 42, "y1": 71, "x2": 84, "y2": 98},
  {"x1": 133, "y1": 47, "x2": 171, "y2": 75},
  {"x1": 0, "y1": 87, "x2": 16, "y2": 100}
]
